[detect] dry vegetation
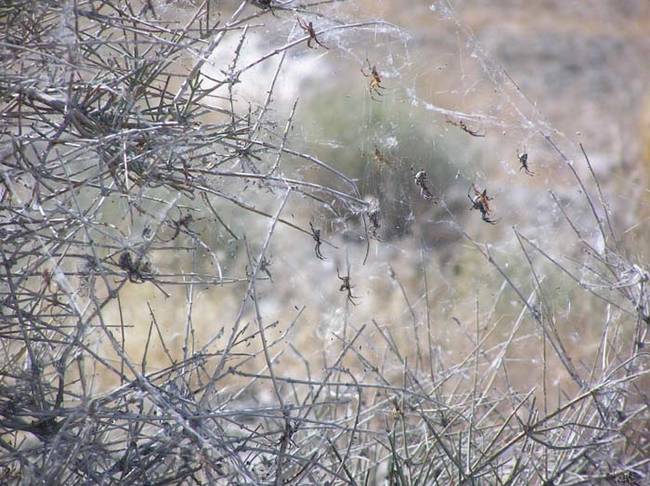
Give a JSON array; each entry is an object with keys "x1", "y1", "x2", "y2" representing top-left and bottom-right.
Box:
[{"x1": 1, "y1": 1, "x2": 648, "y2": 484}]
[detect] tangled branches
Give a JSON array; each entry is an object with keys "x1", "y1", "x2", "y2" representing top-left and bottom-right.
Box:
[
  {"x1": 0, "y1": 1, "x2": 373, "y2": 483},
  {"x1": 0, "y1": 1, "x2": 647, "y2": 485}
]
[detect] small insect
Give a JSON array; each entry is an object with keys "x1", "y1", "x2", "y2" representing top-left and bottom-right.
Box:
[
  {"x1": 118, "y1": 251, "x2": 153, "y2": 283},
  {"x1": 309, "y1": 222, "x2": 326, "y2": 260},
  {"x1": 446, "y1": 118, "x2": 485, "y2": 137},
  {"x1": 337, "y1": 267, "x2": 358, "y2": 306},
  {"x1": 297, "y1": 18, "x2": 328, "y2": 49},
  {"x1": 414, "y1": 169, "x2": 436, "y2": 201},
  {"x1": 361, "y1": 59, "x2": 385, "y2": 101},
  {"x1": 518, "y1": 150, "x2": 534, "y2": 176},
  {"x1": 468, "y1": 184, "x2": 497, "y2": 224}
]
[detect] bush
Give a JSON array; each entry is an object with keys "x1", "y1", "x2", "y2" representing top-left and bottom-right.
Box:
[{"x1": 1, "y1": 1, "x2": 648, "y2": 484}]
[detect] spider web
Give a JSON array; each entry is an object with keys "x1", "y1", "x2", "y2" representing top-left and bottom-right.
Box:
[{"x1": 192, "y1": 0, "x2": 647, "y2": 375}]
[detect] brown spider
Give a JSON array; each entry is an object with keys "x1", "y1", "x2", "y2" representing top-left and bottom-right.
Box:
[
  {"x1": 337, "y1": 267, "x2": 358, "y2": 306},
  {"x1": 297, "y1": 18, "x2": 328, "y2": 49},
  {"x1": 390, "y1": 397, "x2": 403, "y2": 420},
  {"x1": 468, "y1": 184, "x2": 497, "y2": 225},
  {"x1": 361, "y1": 59, "x2": 385, "y2": 101},
  {"x1": 373, "y1": 146, "x2": 389, "y2": 166},
  {"x1": 414, "y1": 169, "x2": 436, "y2": 201},
  {"x1": 309, "y1": 222, "x2": 326, "y2": 260},
  {"x1": 518, "y1": 150, "x2": 534, "y2": 176},
  {"x1": 446, "y1": 118, "x2": 485, "y2": 137},
  {"x1": 42, "y1": 268, "x2": 53, "y2": 291}
]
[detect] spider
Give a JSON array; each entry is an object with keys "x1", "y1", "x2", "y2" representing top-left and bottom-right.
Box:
[
  {"x1": 246, "y1": 255, "x2": 273, "y2": 282},
  {"x1": 277, "y1": 420, "x2": 297, "y2": 447},
  {"x1": 297, "y1": 18, "x2": 328, "y2": 49},
  {"x1": 161, "y1": 213, "x2": 193, "y2": 242},
  {"x1": 414, "y1": 169, "x2": 436, "y2": 201},
  {"x1": 446, "y1": 118, "x2": 485, "y2": 137},
  {"x1": 309, "y1": 222, "x2": 326, "y2": 260},
  {"x1": 337, "y1": 267, "x2": 358, "y2": 306},
  {"x1": 361, "y1": 59, "x2": 385, "y2": 101},
  {"x1": 518, "y1": 150, "x2": 534, "y2": 176},
  {"x1": 118, "y1": 251, "x2": 153, "y2": 283},
  {"x1": 468, "y1": 184, "x2": 497, "y2": 225},
  {"x1": 255, "y1": 0, "x2": 274, "y2": 12},
  {"x1": 373, "y1": 146, "x2": 389, "y2": 166}
]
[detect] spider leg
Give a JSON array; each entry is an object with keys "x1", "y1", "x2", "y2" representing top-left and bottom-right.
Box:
[
  {"x1": 345, "y1": 288, "x2": 358, "y2": 306},
  {"x1": 314, "y1": 36, "x2": 328, "y2": 49},
  {"x1": 482, "y1": 214, "x2": 498, "y2": 225}
]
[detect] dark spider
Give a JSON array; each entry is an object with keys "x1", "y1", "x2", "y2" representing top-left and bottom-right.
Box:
[
  {"x1": 297, "y1": 18, "x2": 328, "y2": 49},
  {"x1": 258, "y1": 256, "x2": 272, "y2": 281},
  {"x1": 277, "y1": 420, "x2": 298, "y2": 447},
  {"x1": 468, "y1": 184, "x2": 497, "y2": 225},
  {"x1": 246, "y1": 256, "x2": 273, "y2": 282},
  {"x1": 254, "y1": 0, "x2": 275, "y2": 14},
  {"x1": 446, "y1": 118, "x2": 485, "y2": 137},
  {"x1": 118, "y1": 251, "x2": 153, "y2": 283},
  {"x1": 414, "y1": 169, "x2": 436, "y2": 201},
  {"x1": 309, "y1": 222, "x2": 326, "y2": 260},
  {"x1": 518, "y1": 150, "x2": 534, "y2": 176},
  {"x1": 337, "y1": 267, "x2": 358, "y2": 306},
  {"x1": 162, "y1": 213, "x2": 193, "y2": 242},
  {"x1": 361, "y1": 59, "x2": 385, "y2": 101}
]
